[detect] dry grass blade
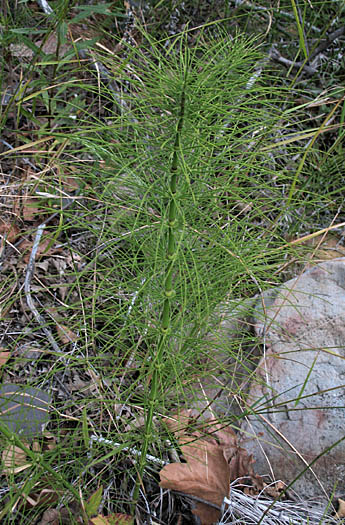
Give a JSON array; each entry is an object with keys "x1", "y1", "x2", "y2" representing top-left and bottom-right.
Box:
[{"x1": 221, "y1": 485, "x2": 338, "y2": 524}]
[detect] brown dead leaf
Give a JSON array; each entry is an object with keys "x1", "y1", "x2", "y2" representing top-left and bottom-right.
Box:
[
  {"x1": 36, "y1": 33, "x2": 71, "y2": 56},
  {"x1": 38, "y1": 503, "x2": 82, "y2": 525},
  {"x1": 56, "y1": 324, "x2": 78, "y2": 345},
  {"x1": 20, "y1": 234, "x2": 62, "y2": 264},
  {"x1": 36, "y1": 260, "x2": 50, "y2": 272},
  {"x1": 336, "y1": 498, "x2": 345, "y2": 518},
  {"x1": 40, "y1": 509, "x2": 133, "y2": 525},
  {"x1": 160, "y1": 436, "x2": 229, "y2": 524},
  {"x1": 164, "y1": 409, "x2": 199, "y2": 438},
  {"x1": 90, "y1": 518, "x2": 108, "y2": 525},
  {"x1": 0, "y1": 348, "x2": 11, "y2": 367},
  {"x1": 10, "y1": 43, "x2": 34, "y2": 58},
  {"x1": 160, "y1": 415, "x2": 238, "y2": 524},
  {"x1": 90, "y1": 514, "x2": 134, "y2": 525},
  {"x1": 0, "y1": 223, "x2": 20, "y2": 243},
  {"x1": 160, "y1": 413, "x2": 264, "y2": 524},
  {"x1": 20, "y1": 238, "x2": 50, "y2": 264},
  {"x1": 32, "y1": 441, "x2": 41, "y2": 453},
  {"x1": 11, "y1": 33, "x2": 71, "y2": 60},
  {"x1": 23, "y1": 486, "x2": 61, "y2": 509},
  {"x1": 42, "y1": 432, "x2": 57, "y2": 451},
  {"x1": 13, "y1": 196, "x2": 42, "y2": 221},
  {"x1": 261, "y1": 480, "x2": 286, "y2": 499},
  {"x1": 307, "y1": 234, "x2": 345, "y2": 260},
  {"x1": 32, "y1": 433, "x2": 57, "y2": 454},
  {"x1": 47, "y1": 306, "x2": 78, "y2": 345},
  {"x1": 38, "y1": 508, "x2": 61, "y2": 525},
  {"x1": 2, "y1": 444, "x2": 31, "y2": 474}
]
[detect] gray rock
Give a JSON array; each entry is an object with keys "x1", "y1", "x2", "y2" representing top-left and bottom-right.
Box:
[
  {"x1": 241, "y1": 258, "x2": 345, "y2": 501},
  {"x1": 0, "y1": 384, "x2": 51, "y2": 439}
]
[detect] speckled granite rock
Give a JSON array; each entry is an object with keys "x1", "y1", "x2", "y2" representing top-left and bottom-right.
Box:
[{"x1": 241, "y1": 258, "x2": 345, "y2": 501}]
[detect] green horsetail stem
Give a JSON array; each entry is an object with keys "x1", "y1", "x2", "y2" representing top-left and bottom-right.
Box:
[{"x1": 133, "y1": 65, "x2": 187, "y2": 504}]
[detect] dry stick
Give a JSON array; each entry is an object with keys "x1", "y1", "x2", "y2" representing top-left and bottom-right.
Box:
[
  {"x1": 36, "y1": 0, "x2": 53, "y2": 15},
  {"x1": 24, "y1": 223, "x2": 61, "y2": 354},
  {"x1": 90, "y1": 434, "x2": 165, "y2": 467},
  {"x1": 308, "y1": 25, "x2": 345, "y2": 61},
  {"x1": 269, "y1": 47, "x2": 317, "y2": 76},
  {"x1": 24, "y1": 232, "x2": 68, "y2": 400},
  {"x1": 23, "y1": 218, "x2": 103, "y2": 401},
  {"x1": 171, "y1": 490, "x2": 222, "y2": 512},
  {"x1": 270, "y1": 26, "x2": 345, "y2": 76}
]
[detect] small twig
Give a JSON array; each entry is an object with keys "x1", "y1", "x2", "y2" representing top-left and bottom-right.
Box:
[
  {"x1": 24, "y1": 224, "x2": 61, "y2": 354},
  {"x1": 138, "y1": 487, "x2": 153, "y2": 525},
  {"x1": 36, "y1": 0, "x2": 53, "y2": 15},
  {"x1": 269, "y1": 47, "x2": 317, "y2": 76},
  {"x1": 308, "y1": 25, "x2": 345, "y2": 61},
  {"x1": 90, "y1": 434, "x2": 166, "y2": 466},
  {"x1": 24, "y1": 231, "x2": 76, "y2": 397},
  {"x1": 269, "y1": 26, "x2": 345, "y2": 77}
]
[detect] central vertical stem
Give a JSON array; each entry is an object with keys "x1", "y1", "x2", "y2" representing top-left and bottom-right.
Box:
[{"x1": 134, "y1": 77, "x2": 187, "y2": 505}]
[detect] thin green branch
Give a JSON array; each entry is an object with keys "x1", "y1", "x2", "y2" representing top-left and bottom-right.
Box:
[{"x1": 133, "y1": 63, "x2": 187, "y2": 505}]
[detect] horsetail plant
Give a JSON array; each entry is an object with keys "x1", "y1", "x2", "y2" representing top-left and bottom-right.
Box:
[
  {"x1": 6, "y1": 20, "x2": 322, "y2": 520},
  {"x1": 73, "y1": 28, "x2": 309, "y2": 509},
  {"x1": 134, "y1": 42, "x2": 188, "y2": 502}
]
